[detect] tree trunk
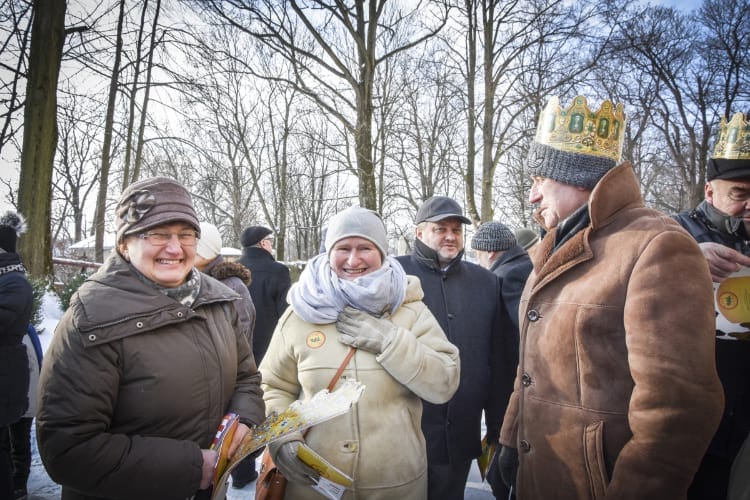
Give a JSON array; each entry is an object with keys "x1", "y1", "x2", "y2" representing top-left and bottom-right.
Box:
[
  {"x1": 93, "y1": 0, "x2": 125, "y2": 262},
  {"x1": 17, "y1": 0, "x2": 66, "y2": 279}
]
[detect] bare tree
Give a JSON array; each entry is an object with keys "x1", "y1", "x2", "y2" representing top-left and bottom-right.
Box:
[
  {"x1": 196, "y1": 0, "x2": 450, "y2": 211},
  {"x1": 17, "y1": 0, "x2": 66, "y2": 279},
  {"x1": 92, "y1": 0, "x2": 125, "y2": 262}
]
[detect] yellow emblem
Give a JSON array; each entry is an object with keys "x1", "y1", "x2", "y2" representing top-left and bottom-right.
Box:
[{"x1": 306, "y1": 331, "x2": 326, "y2": 349}]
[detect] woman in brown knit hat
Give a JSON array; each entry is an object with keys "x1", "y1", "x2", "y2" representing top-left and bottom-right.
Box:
[{"x1": 36, "y1": 177, "x2": 265, "y2": 500}]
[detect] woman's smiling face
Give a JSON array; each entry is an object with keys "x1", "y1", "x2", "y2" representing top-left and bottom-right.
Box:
[
  {"x1": 119, "y1": 222, "x2": 197, "y2": 287},
  {"x1": 329, "y1": 236, "x2": 383, "y2": 281}
]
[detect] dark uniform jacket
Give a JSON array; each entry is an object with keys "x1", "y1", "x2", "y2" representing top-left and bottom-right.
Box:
[
  {"x1": 674, "y1": 201, "x2": 750, "y2": 463},
  {"x1": 238, "y1": 247, "x2": 291, "y2": 364},
  {"x1": 397, "y1": 243, "x2": 517, "y2": 463}
]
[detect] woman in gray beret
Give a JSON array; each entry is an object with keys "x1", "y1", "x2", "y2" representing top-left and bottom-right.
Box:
[
  {"x1": 36, "y1": 177, "x2": 265, "y2": 500},
  {"x1": 259, "y1": 205, "x2": 460, "y2": 499}
]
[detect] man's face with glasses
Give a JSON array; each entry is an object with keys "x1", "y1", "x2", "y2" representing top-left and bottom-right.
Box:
[
  {"x1": 261, "y1": 235, "x2": 275, "y2": 254},
  {"x1": 119, "y1": 222, "x2": 199, "y2": 287}
]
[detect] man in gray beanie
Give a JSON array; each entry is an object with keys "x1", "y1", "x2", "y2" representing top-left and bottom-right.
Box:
[
  {"x1": 496, "y1": 96, "x2": 723, "y2": 499},
  {"x1": 471, "y1": 221, "x2": 532, "y2": 332},
  {"x1": 470, "y1": 221, "x2": 531, "y2": 499},
  {"x1": 397, "y1": 197, "x2": 518, "y2": 500}
]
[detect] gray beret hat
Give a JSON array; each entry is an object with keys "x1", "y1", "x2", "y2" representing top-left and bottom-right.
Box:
[{"x1": 471, "y1": 221, "x2": 516, "y2": 252}]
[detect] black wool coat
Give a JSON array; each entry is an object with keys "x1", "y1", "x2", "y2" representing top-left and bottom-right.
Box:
[
  {"x1": 238, "y1": 247, "x2": 291, "y2": 365},
  {"x1": 488, "y1": 244, "x2": 533, "y2": 332},
  {"x1": 397, "y1": 241, "x2": 518, "y2": 463},
  {"x1": 0, "y1": 251, "x2": 32, "y2": 426}
]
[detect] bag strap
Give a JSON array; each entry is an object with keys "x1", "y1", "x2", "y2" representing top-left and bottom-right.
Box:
[
  {"x1": 327, "y1": 346, "x2": 356, "y2": 391},
  {"x1": 302, "y1": 346, "x2": 356, "y2": 438}
]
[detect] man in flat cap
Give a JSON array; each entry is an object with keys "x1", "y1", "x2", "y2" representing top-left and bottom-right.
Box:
[
  {"x1": 674, "y1": 111, "x2": 750, "y2": 500},
  {"x1": 397, "y1": 196, "x2": 518, "y2": 500},
  {"x1": 235, "y1": 225, "x2": 291, "y2": 488}
]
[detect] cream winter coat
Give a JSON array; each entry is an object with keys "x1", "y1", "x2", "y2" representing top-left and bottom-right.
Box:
[{"x1": 260, "y1": 275, "x2": 460, "y2": 500}]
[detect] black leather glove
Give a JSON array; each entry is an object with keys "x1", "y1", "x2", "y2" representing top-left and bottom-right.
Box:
[
  {"x1": 498, "y1": 445, "x2": 518, "y2": 491},
  {"x1": 336, "y1": 306, "x2": 395, "y2": 354},
  {"x1": 267, "y1": 437, "x2": 319, "y2": 486}
]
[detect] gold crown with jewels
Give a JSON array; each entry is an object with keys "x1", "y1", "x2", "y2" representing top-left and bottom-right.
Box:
[
  {"x1": 535, "y1": 95, "x2": 626, "y2": 162},
  {"x1": 713, "y1": 112, "x2": 750, "y2": 160}
]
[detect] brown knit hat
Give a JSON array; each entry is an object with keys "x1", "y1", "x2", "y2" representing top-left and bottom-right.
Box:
[{"x1": 115, "y1": 177, "x2": 200, "y2": 242}]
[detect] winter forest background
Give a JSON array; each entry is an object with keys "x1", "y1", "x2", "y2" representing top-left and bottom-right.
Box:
[{"x1": 0, "y1": 0, "x2": 748, "y2": 281}]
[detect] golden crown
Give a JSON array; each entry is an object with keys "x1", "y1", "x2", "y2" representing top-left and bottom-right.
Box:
[
  {"x1": 713, "y1": 112, "x2": 750, "y2": 160},
  {"x1": 535, "y1": 95, "x2": 626, "y2": 162}
]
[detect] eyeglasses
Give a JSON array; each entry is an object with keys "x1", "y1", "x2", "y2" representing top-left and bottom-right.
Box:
[
  {"x1": 262, "y1": 237, "x2": 275, "y2": 244},
  {"x1": 139, "y1": 230, "x2": 199, "y2": 246}
]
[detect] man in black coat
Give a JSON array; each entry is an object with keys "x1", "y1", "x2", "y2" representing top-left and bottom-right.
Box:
[
  {"x1": 237, "y1": 226, "x2": 292, "y2": 366},
  {"x1": 0, "y1": 211, "x2": 32, "y2": 500},
  {"x1": 396, "y1": 196, "x2": 518, "y2": 500},
  {"x1": 673, "y1": 111, "x2": 750, "y2": 500},
  {"x1": 470, "y1": 221, "x2": 531, "y2": 498},
  {"x1": 232, "y1": 225, "x2": 291, "y2": 489},
  {"x1": 471, "y1": 221, "x2": 532, "y2": 332}
]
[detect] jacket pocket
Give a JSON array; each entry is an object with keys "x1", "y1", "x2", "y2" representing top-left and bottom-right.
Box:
[{"x1": 583, "y1": 420, "x2": 609, "y2": 500}]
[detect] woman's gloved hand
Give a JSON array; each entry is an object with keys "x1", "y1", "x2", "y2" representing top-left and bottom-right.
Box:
[
  {"x1": 336, "y1": 306, "x2": 395, "y2": 354},
  {"x1": 268, "y1": 438, "x2": 319, "y2": 486},
  {"x1": 498, "y1": 445, "x2": 519, "y2": 490}
]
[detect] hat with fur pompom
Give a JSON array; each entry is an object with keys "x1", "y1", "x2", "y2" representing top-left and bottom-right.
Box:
[{"x1": 0, "y1": 211, "x2": 27, "y2": 253}]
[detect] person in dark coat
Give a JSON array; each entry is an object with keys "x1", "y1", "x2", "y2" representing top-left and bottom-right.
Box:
[
  {"x1": 196, "y1": 222, "x2": 257, "y2": 342},
  {"x1": 0, "y1": 211, "x2": 32, "y2": 500},
  {"x1": 471, "y1": 221, "x2": 531, "y2": 499},
  {"x1": 37, "y1": 177, "x2": 264, "y2": 500},
  {"x1": 235, "y1": 225, "x2": 291, "y2": 488},
  {"x1": 471, "y1": 221, "x2": 533, "y2": 332},
  {"x1": 673, "y1": 111, "x2": 750, "y2": 500},
  {"x1": 396, "y1": 196, "x2": 518, "y2": 500},
  {"x1": 237, "y1": 226, "x2": 291, "y2": 366}
]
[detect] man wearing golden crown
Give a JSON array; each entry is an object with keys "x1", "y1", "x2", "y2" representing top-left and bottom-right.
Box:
[
  {"x1": 673, "y1": 111, "x2": 750, "y2": 500},
  {"x1": 495, "y1": 95, "x2": 723, "y2": 499}
]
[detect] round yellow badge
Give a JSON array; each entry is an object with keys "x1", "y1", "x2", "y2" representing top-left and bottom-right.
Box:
[{"x1": 306, "y1": 331, "x2": 326, "y2": 349}]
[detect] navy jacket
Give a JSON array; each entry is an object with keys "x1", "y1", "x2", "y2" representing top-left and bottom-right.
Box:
[
  {"x1": 397, "y1": 240, "x2": 518, "y2": 463},
  {"x1": 238, "y1": 247, "x2": 291, "y2": 364},
  {"x1": 0, "y1": 251, "x2": 32, "y2": 426}
]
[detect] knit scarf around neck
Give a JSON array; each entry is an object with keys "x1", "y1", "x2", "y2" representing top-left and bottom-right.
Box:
[
  {"x1": 130, "y1": 263, "x2": 201, "y2": 307},
  {"x1": 288, "y1": 253, "x2": 407, "y2": 324}
]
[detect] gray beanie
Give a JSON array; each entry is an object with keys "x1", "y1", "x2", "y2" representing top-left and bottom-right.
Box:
[
  {"x1": 527, "y1": 141, "x2": 616, "y2": 190},
  {"x1": 325, "y1": 206, "x2": 388, "y2": 257},
  {"x1": 526, "y1": 141, "x2": 616, "y2": 189},
  {"x1": 471, "y1": 221, "x2": 516, "y2": 252},
  {"x1": 115, "y1": 177, "x2": 200, "y2": 242}
]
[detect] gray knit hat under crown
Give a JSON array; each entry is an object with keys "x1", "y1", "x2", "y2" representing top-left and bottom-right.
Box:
[
  {"x1": 325, "y1": 206, "x2": 388, "y2": 257},
  {"x1": 527, "y1": 141, "x2": 616, "y2": 190},
  {"x1": 471, "y1": 221, "x2": 516, "y2": 252}
]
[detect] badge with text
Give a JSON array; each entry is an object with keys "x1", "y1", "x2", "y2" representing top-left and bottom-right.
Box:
[{"x1": 306, "y1": 331, "x2": 326, "y2": 348}]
